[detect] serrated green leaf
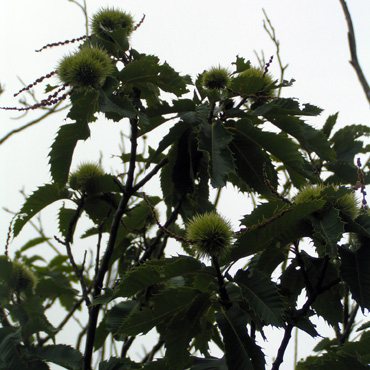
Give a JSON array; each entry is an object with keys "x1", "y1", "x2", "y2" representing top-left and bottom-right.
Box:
[
  {"x1": 98, "y1": 357, "x2": 142, "y2": 370},
  {"x1": 229, "y1": 118, "x2": 311, "y2": 187},
  {"x1": 118, "y1": 56, "x2": 188, "y2": 99},
  {"x1": 67, "y1": 89, "x2": 99, "y2": 124},
  {"x1": 216, "y1": 306, "x2": 265, "y2": 370},
  {"x1": 31, "y1": 345, "x2": 83, "y2": 370},
  {"x1": 114, "y1": 256, "x2": 205, "y2": 298},
  {"x1": 309, "y1": 207, "x2": 345, "y2": 257},
  {"x1": 146, "y1": 120, "x2": 191, "y2": 168},
  {"x1": 267, "y1": 114, "x2": 335, "y2": 161},
  {"x1": 58, "y1": 206, "x2": 77, "y2": 241},
  {"x1": 142, "y1": 359, "x2": 170, "y2": 370},
  {"x1": 226, "y1": 200, "x2": 325, "y2": 264},
  {"x1": 253, "y1": 98, "x2": 322, "y2": 117},
  {"x1": 117, "y1": 287, "x2": 202, "y2": 336},
  {"x1": 235, "y1": 269, "x2": 285, "y2": 326},
  {"x1": 233, "y1": 56, "x2": 251, "y2": 73},
  {"x1": 98, "y1": 90, "x2": 137, "y2": 121},
  {"x1": 198, "y1": 121, "x2": 235, "y2": 188},
  {"x1": 190, "y1": 356, "x2": 228, "y2": 370},
  {"x1": 0, "y1": 330, "x2": 27, "y2": 370},
  {"x1": 160, "y1": 292, "x2": 211, "y2": 370},
  {"x1": 49, "y1": 122, "x2": 90, "y2": 186},
  {"x1": 297, "y1": 352, "x2": 369, "y2": 369},
  {"x1": 13, "y1": 184, "x2": 70, "y2": 237},
  {"x1": 228, "y1": 127, "x2": 276, "y2": 195},
  {"x1": 339, "y1": 243, "x2": 370, "y2": 311},
  {"x1": 322, "y1": 112, "x2": 338, "y2": 138},
  {"x1": 331, "y1": 124, "x2": 370, "y2": 163}
]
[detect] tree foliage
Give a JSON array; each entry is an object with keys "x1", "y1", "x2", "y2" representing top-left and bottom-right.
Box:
[{"x1": 2, "y1": 4, "x2": 370, "y2": 370}]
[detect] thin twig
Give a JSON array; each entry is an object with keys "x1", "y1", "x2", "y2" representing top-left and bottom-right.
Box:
[
  {"x1": 262, "y1": 9, "x2": 289, "y2": 97},
  {"x1": 0, "y1": 102, "x2": 67, "y2": 145},
  {"x1": 339, "y1": 0, "x2": 370, "y2": 105}
]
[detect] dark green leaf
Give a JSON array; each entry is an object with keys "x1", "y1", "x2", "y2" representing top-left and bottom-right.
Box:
[
  {"x1": 266, "y1": 114, "x2": 335, "y2": 161},
  {"x1": 67, "y1": 89, "x2": 99, "y2": 124},
  {"x1": 98, "y1": 90, "x2": 137, "y2": 121},
  {"x1": 31, "y1": 345, "x2": 83, "y2": 370},
  {"x1": 117, "y1": 287, "x2": 202, "y2": 336},
  {"x1": 229, "y1": 119, "x2": 311, "y2": 187},
  {"x1": 114, "y1": 256, "x2": 205, "y2": 298},
  {"x1": 331, "y1": 124, "x2": 370, "y2": 163},
  {"x1": 235, "y1": 269, "x2": 285, "y2": 326},
  {"x1": 0, "y1": 330, "x2": 28, "y2": 370},
  {"x1": 216, "y1": 306, "x2": 265, "y2": 370},
  {"x1": 13, "y1": 184, "x2": 70, "y2": 237},
  {"x1": 296, "y1": 352, "x2": 370, "y2": 369},
  {"x1": 339, "y1": 243, "x2": 370, "y2": 311},
  {"x1": 190, "y1": 356, "x2": 227, "y2": 370},
  {"x1": 146, "y1": 120, "x2": 191, "y2": 168},
  {"x1": 118, "y1": 56, "x2": 188, "y2": 99},
  {"x1": 198, "y1": 121, "x2": 235, "y2": 188},
  {"x1": 98, "y1": 357, "x2": 141, "y2": 370},
  {"x1": 49, "y1": 122, "x2": 91, "y2": 186},
  {"x1": 226, "y1": 200, "x2": 325, "y2": 264},
  {"x1": 160, "y1": 292, "x2": 211, "y2": 369},
  {"x1": 233, "y1": 56, "x2": 251, "y2": 73},
  {"x1": 58, "y1": 206, "x2": 77, "y2": 240},
  {"x1": 322, "y1": 113, "x2": 338, "y2": 138},
  {"x1": 228, "y1": 126, "x2": 276, "y2": 195},
  {"x1": 309, "y1": 208, "x2": 345, "y2": 258}
]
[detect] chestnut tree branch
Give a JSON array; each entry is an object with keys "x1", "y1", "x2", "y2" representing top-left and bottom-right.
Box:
[{"x1": 339, "y1": 0, "x2": 370, "y2": 105}]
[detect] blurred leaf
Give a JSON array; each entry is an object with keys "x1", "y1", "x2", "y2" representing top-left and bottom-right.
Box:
[{"x1": 19, "y1": 237, "x2": 49, "y2": 252}]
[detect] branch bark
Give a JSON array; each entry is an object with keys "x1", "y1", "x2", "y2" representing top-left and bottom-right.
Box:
[
  {"x1": 83, "y1": 118, "x2": 139, "y2": 370},
  {"x1": 339, "y1": 0, "x2": 370, "y2": 105}
]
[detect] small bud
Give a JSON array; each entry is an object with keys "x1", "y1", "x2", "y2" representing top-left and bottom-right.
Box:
[{"x1": 186, "y1": 212, "x2": 233, "y2": 258}]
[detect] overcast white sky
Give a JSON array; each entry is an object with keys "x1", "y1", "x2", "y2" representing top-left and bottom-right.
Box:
[{"x1": 1, "y1": 1, "x2": 370, "y2": 369}]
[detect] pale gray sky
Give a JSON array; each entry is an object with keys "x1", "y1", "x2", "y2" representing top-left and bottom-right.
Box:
[{"x1": 1, "y1": 1, "x2": 370, "y2": 369}]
